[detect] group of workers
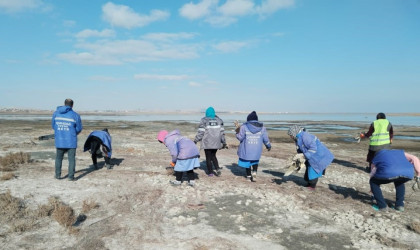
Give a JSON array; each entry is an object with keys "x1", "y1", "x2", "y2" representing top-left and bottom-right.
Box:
[{"x1": 52, "y1": 99, "x2": 420, "y2": 212}]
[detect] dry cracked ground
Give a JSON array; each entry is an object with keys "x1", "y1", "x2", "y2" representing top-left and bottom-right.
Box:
[{"x1": 1, "y1": 118, "x2": 420, "y2": 249}]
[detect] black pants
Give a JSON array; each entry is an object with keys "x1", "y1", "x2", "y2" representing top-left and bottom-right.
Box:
[
  {"x1": 175, "y1": 170, "x2": 195, "y2": 181},
  {"x1": 204, "y1": 149, "x2": 219, "y2": 174},
  {"x1": 246, "y1": 164, "x2": 258, "y2": 176},
  {"x1": 90, "y1": 137, "x2": 110, "y2": 165},
  {"x1": 304, "y1": 166, "x2": 326, "y2": 188}
]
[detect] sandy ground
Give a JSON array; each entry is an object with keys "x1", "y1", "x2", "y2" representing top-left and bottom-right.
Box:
[{"x1": 1, "y1": 118, "x2": 420, "y2": 250}]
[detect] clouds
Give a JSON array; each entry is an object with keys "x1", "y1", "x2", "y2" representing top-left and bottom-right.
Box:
[
  {"x1": 134, "y1": 74, "x2": 190, "y2": 81},
  {"x1": 0, "y1": 0, "x2": 49, "y2": 13},
  {"x1": 179, "y1": 0, "x2": 294, "y2": 26},
  {"x1": 102, "y1": 2, "x2": 169, "y2": 29},
  {"x1": 179, "y1": 0, "x2": 218, "y2": 20},
  {"x1": 58, "y1": 36, "x2": 201, "y2": 65},
  {"x1": 212, "y1": 40, "x2": 252, "y2": 53},
  {"x1": 75, "y1": 29, "x2": 115, "y2": 39}
]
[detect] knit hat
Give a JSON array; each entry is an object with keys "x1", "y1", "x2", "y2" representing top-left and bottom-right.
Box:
[
  {"x1": 206, "y1": 107, "x2": 216, "y2": 118},
  {"x1": 157, "y1": 130, "x2": 168, "y2": 142},
  {"x1": 247, "y1": 111, "x2": 258, "y2": 121},
  {"x1": 287, "y1": 125, "x2": 303, "y2": 138},
  {"x1": 376, "y1": 112, "x2": 386, "y2": 119}
]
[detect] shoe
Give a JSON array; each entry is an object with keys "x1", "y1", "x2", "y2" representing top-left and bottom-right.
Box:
[
  {"x1": 394, "y1": 206, "x2": 404, "y2": 212},
  {"x1": 372, "y1": 204, "x2": 388, "y2": 212},
  {"x1": 208, "y1": 173, "x2": 214, "y2": 177},
  {"x1": 92, "y1": 164, "x2": 98, "y2": 170},
  {"x1": 68, "y1": 178, "x2": 75, "y2": 181},
  {"x1": 105, "y1": 164, "x2": 112, "y2": 170},
  {"x1": 170, "y1": 180, "x2": 182, "y2": 186},
  {"x1": 188, "y1": 180, "x2": 195, "y2": 187},
  {"x1": 216, "y1": 170, "x2": 221, "y2": 176},
  {"x1": 55, "y1": 175, "x2": 61, "y2": 180},
  {"x1": 306, "y1": 186, "x2": 316, "y2": 191},
  {"x1": 212, "y1": 171, "x2": 221, "y2": 177},
  {"x1": 252, "y1": 171, "x2": 257, "y2": 181}
]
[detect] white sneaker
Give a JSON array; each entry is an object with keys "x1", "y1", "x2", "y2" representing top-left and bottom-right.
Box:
[
  {"x1": 252, "y1": 171, "x2": 257, "y2": 182},
  {"x1": 170, "y1": 180, "x2": 181, "y2": 186},
  {"x1": 188, "y1": 180, "x2": 195, "y2": 187}
]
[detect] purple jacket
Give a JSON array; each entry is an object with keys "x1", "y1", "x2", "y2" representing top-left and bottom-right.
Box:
[
  {"x1": 164, "y1": 130, "x2": 200, "y2": 163},
  {"x1": 236, "y1": 121, "x2": 271, "y2": 161}
]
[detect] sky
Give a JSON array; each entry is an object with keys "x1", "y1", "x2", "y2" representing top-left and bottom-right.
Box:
[{"x1": 1, "y1": 0, "x2": 419, "y2": 113}]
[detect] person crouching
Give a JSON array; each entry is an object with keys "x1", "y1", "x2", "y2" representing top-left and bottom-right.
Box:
[
  {"x1": 83, "y1": 129, "x2": 112, "y2": 169},
  {"x1": 370, "y1": 149, "x2": 420, "y2": 212},
  {"x1": 157, "y1": 130, "x2": 200, "y2": 187},
  {"x1": 287, "y1": 125, "x2": 334, "y2": 190}
]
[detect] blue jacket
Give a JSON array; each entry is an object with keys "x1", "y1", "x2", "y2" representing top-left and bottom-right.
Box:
[
  {"x1": 164, "y1": 130, "x2": 200, "y2": 163},
  {"x1": 236, "y1": 121, "x2": 271, "y2": 161},
  {"x1": 372, "y1": 149, "x2": 414, "y2": 180},
  {"x1": 83, "y1": 130, "x2": 112, "y2": 157},
  {"x1": 52, "y1": 106, "x2": 82, "y2": 148},
  {"x1": 296, "y1": 131, "x2": 334, "y2": 174}
]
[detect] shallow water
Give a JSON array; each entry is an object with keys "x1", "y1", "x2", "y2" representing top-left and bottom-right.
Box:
[{"x1": 1, "y1": 113, "x2": 419, "y2": 126}]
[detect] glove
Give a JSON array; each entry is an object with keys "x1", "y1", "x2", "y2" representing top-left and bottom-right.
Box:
[
  {"x1": 359, "y1": 132, "x2": 365, "y2": 139},
  {"x1": 292, "y1": 153, "x2": 305, "y2": 162},
  {"x1": 234, "y1": 120, "x2": 240, "y2": 134},
  {"x1": 193, "y1": 140, "x2": 197, "y2": 144},
  {"x1": 412, "y1": 176, "x2": 420, "y2": 191},
  {"x1": 222, "y1": 144, "x2": 228, "y2": 149},
  {"x1": 266, "y1": 146, "x2": 271, "y2": 151},
  {"x1": 170, "y1": 162, "x2": 175, "y2": 167}
]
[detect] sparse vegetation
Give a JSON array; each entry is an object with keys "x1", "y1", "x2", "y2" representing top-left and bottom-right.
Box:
[
  {"x1": 1, "y1": 172, "x2": 15, "y2": 181},
  {"x1": 82, "y1": 199, "x2": 99, "y2": 213},
  {"x1": 0, "y1": 190, "x2": 36, "y2": 233},
  {"x1": 0, "y1": 191, "x2": 83, "y2": 234},
  {"x1": 48, "y1": 196, "x2": 77, "y2": 229},
  {"x1": 408, "y1": 221, "x2": 420, "y2": 234},
  {"x1": 0, "y1": 152, "x2": 30, "y2": 171}
]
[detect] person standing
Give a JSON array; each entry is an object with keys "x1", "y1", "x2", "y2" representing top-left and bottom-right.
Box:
[
  {"x1": 360, "y1": 112, "x2": 393, "y2": 171},
  {"x1": 83, "y1": 129, "x2": 112, "y2": 170},
  {"x1": 194, "y1": 107, "x2": 227, "y2": 177},
  {"x1": 287, "y1": 125, "x2": 334, "y2": 190},
  {"x1": 52, "y1": 98, "x2": 82, "y2": 181},
  {"x1": 369, "y1": 149, "x2": 420, "y2": 211},
  {"x1": 236, "y1": 111, "x2": 271, "y2": 182},
  {"x1": 158, "y1": 130, "x2": 200, "y2": 187}
]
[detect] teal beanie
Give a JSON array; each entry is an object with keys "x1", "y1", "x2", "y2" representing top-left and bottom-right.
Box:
[{"x1": 205, "y1": 107, "x2": 215, "y2": 118}]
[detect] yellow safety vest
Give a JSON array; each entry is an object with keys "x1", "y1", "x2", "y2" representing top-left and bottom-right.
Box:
[{"x1": 370, "y1": 119, "x2": 390, "y2": 146}]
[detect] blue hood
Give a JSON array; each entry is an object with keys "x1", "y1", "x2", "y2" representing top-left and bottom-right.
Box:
[
  {"x1": 246, "y1": 121, "x2": 263, "y2": 134},
  {"x1": 57, "y1": 106, "x2": 72, "y2": 114},
  {"x1": 205, "y1": 107, "x2": 215, "y2": 118}
]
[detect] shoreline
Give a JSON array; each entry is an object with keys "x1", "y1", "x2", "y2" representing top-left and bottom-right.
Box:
[{"x1": 1, "y1": 109, "x2": 420, "y2": 117}]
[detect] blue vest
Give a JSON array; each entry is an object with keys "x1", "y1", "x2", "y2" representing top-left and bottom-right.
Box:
[{"x1": 372, "y1": 149, "x2": 414, "y2": 180}]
